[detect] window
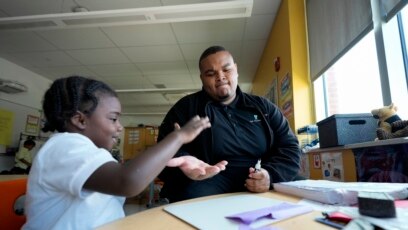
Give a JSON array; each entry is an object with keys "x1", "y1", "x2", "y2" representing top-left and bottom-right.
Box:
[
  {"x1": 386, "y1": 6, "x2": 408, "y2": 117},
  {"x1": 313, "y1": 32, "x2": 383, "y2": 122},
  {"x1": 314, "y1": 5, "x2": 408, "y2": 122}
]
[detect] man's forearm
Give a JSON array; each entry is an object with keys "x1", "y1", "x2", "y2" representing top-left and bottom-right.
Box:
[{"x1": 19, "y1": 158, "x2": 31, "y2": 167}]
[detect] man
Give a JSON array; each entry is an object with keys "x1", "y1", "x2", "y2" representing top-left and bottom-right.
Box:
[
  {"x1": 12, "y1": 139, "x2": 36, "y2": 174},
  {"x1": 158, "y1": 45, "x2": 301, "y2": 203}
]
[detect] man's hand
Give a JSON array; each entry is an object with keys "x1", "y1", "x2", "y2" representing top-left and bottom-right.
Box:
[
  {"x1": 166, "y1": 156, "x2": 228, "y2": 180},
  {"x1": 245, "y1": 167, "x2": 270, "y2": 193}
]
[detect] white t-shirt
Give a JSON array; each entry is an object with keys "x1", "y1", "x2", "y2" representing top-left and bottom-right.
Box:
[{"x1": 23, "y1": 133, "x2": 125, "y2": 230}]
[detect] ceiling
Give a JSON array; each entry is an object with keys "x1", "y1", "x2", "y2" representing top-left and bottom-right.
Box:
[{"x1": 0, "y1": 0, "x2": 281, "y2": 115}]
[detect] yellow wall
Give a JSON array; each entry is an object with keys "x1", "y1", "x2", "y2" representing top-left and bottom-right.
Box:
[{"x1": 252, "y1": 0, "x2": 314, "y2": 131}]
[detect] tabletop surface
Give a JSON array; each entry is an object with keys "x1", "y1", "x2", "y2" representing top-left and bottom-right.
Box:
[
  {"x1": 97, "y1": 191, "x2": 333, "y2": 230},
  {"x1": 0, "y1": 174, "x2": 27, "y2": 182}
]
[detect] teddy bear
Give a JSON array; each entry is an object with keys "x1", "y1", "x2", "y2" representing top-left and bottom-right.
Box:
[{"x1": 371, "y1": 103, "x2": 408, "y2": 140}]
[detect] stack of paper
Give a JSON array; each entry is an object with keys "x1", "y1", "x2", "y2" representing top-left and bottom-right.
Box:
[{"x1": 273, "y1": 180, "x2": 408, "y2": 205}]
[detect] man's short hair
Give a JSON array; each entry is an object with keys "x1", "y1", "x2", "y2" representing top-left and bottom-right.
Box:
[
  {"x1": 24, "y1": 139, "x2": 36, "y2": 147},
  {"x1": 199, "y1": 45, "x2": 227, "y2": 70}
]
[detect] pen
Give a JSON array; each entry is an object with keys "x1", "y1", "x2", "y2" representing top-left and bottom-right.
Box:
[{"x1": 255, "y1": 159, "x2": 261, "y2": 172}]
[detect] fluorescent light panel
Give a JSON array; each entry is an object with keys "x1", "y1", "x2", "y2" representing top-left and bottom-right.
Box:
[
  {"x1": 115, "y1": 88, "x2": 199, "y2": 94},
  {"x1": 0, "y1": 0, "x2": 253, "y2": 31}
]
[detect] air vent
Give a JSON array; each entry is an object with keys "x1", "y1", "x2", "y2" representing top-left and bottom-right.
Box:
[
  {"x1": 154, "y1": 84, "x2": 166, "y2": 89},
  {"x1": 0, "y1": 79, "x2": 28, "y2": 93}
]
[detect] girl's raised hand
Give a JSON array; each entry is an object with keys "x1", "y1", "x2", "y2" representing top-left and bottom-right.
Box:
[{"x1": 174, "y1": 115, "x2": 211, "y2": 144}]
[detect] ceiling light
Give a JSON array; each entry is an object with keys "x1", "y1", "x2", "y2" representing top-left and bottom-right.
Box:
[
  {"x1": 0, "y1": 0, "x2": 253, "y2": 31},
  {"x1": 115, "y1": 88, "x2": 199, "y2": 94},
  {"x1": 72, "y1": 6, "x2": 89, "y2": 13}
]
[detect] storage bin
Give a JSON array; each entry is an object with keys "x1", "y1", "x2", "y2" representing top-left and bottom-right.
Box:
[{"x1": 316, "y1": 113, "x2": 377, "y2": 148}]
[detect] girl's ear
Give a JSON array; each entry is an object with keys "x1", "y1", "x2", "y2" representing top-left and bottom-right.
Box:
[{"x1": 70, "y1": 111, "x2": 87, "y2": 130}]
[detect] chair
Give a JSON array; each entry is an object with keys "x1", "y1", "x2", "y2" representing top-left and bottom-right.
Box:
[{"x1": 0, "y1": 178, "x2": 28, "y2": 230}]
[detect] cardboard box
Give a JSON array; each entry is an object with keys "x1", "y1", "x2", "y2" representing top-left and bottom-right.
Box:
[{"x1": 316, "y1": 113, "x2": 377, "y2": 148}]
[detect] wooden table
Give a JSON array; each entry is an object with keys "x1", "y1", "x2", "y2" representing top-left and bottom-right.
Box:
[
  {"x1": 0, "y1": 174, "x2": 27, "y2": 182},
  {"x1": 97, "y1": 191, "x2": 333, "y2": 230}
]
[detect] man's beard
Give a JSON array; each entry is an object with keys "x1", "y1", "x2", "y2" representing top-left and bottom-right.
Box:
[{"x1": 218, "y1": 94, "x2": 230, "y2": 101}]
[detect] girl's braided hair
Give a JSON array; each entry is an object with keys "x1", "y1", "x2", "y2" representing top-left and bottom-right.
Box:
[{"x1": 41, "y1": 76, "x2": 117, "y2": 133}]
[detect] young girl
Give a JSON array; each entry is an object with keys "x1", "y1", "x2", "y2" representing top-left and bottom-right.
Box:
[{"x1": 23, "y1": 76, "x2": 216, "y2": 229}]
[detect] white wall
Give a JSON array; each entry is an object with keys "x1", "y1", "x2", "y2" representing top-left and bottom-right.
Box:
[
  {"x1": 0, "y1": 57, "x2": 167, "y2": 156},
  {"x1": 0, "y1": 58, "x2": 51, "y2": 110},
  {"x1": 0, "y1": 57, "x2": 52, "y2": 169},
  {"x1": 0, "y1": 57, "x2": 52, "y2": 151},
  {"x1": 0, "y1": 155, "x2": 15, "y2": 172}
]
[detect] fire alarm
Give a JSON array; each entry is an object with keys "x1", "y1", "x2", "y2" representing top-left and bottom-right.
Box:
[{"x1": 274, "y1": 57, "x2": 280, "y2": 72}]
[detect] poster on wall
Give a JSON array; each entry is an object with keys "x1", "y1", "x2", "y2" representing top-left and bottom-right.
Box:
[
  {"x1": 279, "y1": 72, "x2": 291, "y2": 100},
  {"x1": 279, "y1": 73, "x2": 294, "y2": 119},
  {"x1": 321, "y1": 152, "x2": 344, "y2": 181},
  {"x1": 281, "y1": 99, "x2": 293, "y2": 118},
  {"x1": 298, "y1": 153, "x2": 310, "y2": 179},
  {"x1": 265, "y1": 77, "x2": 278, "y2": 105},
  {"x1": 0, "y1": 108, "x2": 14, "y2": 146},
  {"x1": 25, "y1": 115, "x2": 40, "y2": 134},
  {"x1": 313, "y1": 154, "x2": 321, "y2": 169}
]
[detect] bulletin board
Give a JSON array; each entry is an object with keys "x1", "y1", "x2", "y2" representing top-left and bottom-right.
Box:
[
  {"x1": 0, "y1": 99, "x2": 41, "y2": 148},
  {"x1": 279, "y1": 72, "x2": 293, "y2": 119},
  {"x1": 0, "y1": 108, "x2": 14, "y2": 146},
  {"x1": 265, "y1": 77, "x2": 278, "y2": 105}
]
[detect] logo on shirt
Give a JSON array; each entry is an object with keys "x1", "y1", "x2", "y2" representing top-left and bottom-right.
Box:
[{"x1": 249, "y1": 114, "x2": 261, "y2": 123}]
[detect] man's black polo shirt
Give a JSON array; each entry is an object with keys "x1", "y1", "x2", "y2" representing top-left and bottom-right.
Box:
[{"x1": 206, "y1": 95, "x2": 268, "y2": 167}]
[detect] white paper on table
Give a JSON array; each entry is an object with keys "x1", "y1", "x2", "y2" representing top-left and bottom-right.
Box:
[
  {"x1": 164, "y1": 194, "x2": 312, "y2": 230},
  {"x1": 273, "y1": 180, "x2": 408, "y2": 205}
]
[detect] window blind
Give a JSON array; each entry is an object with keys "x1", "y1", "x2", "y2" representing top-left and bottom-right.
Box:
[
  {"x1": 382, "y1": 0, "x2": 408, "y2": 21},
  {"x1": 306, "y1": 0, "x2": 372, "y2": 81}
]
